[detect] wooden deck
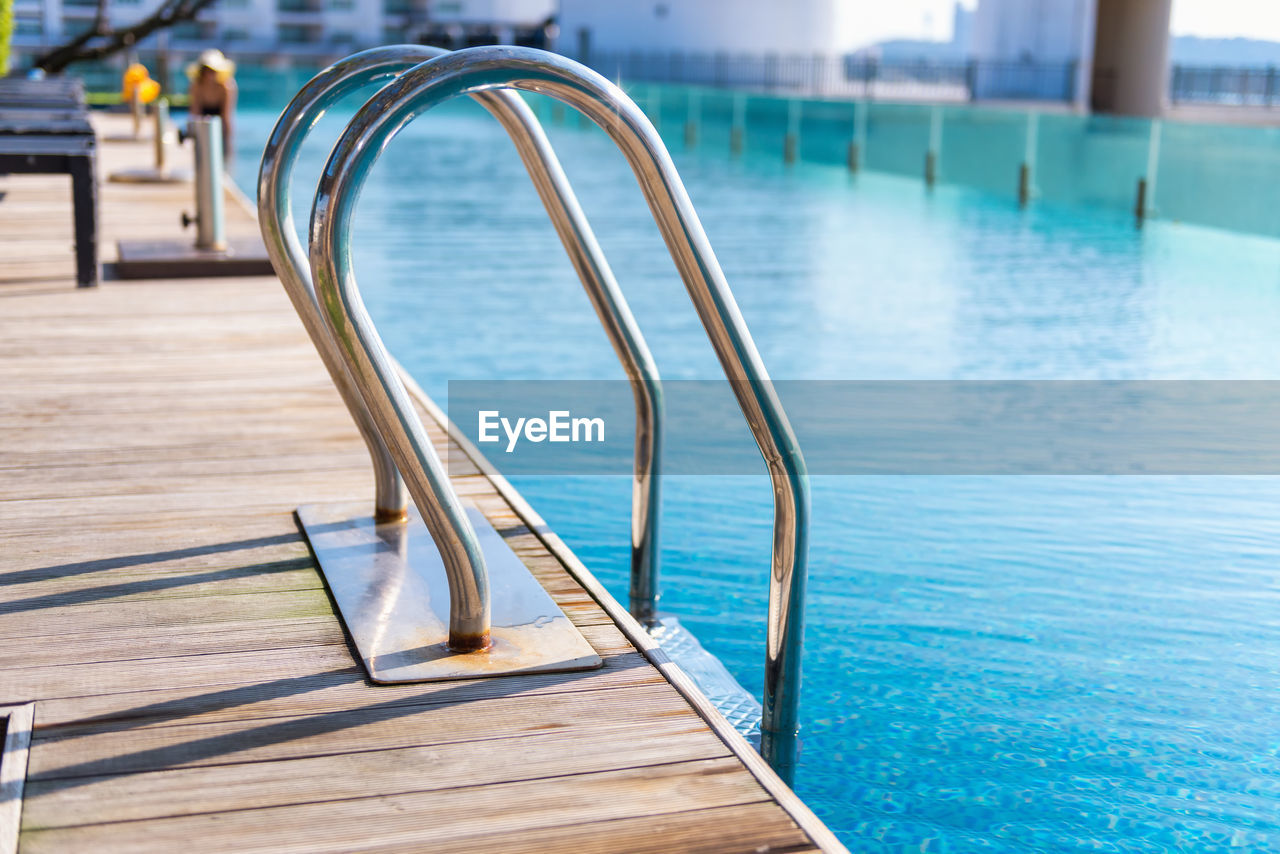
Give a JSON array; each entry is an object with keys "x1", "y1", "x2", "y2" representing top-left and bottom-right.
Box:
[{"x1": 0, "y1": 112, "x2": 843, "y2": 852}]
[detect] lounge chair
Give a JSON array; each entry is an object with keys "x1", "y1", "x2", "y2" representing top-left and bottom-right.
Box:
[{"x1": 0, "y1": 78, "x2": 98, "y2": 286}]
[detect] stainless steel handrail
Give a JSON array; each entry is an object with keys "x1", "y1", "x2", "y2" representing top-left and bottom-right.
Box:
[
  {"x1": 308, "y1": 46, "x2": 810, "y2": 782},
  {"x1": 257, "y1": 46, "x2": 666, "y2": 632}
]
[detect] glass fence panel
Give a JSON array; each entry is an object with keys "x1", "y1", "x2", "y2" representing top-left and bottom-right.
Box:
[
  {"x1": 865, "y1": 103, "x2": 932, "y2": 179},
  {"x1": 743, "y1": 92, "x2": 790, "y2": 159},
  {"x1": 699, "y1": 88, "x2": 737, "y2": 151},
  {"x1": 1035, "y1": 113, "x2": 1151, "y2": 213},
  {"x1": 935, "y1": 106, "x2": 1027, "y2": 198},
  {"x1": 1157, "y1": 121, "x2": 1280, "y2": 237},
  {"x1": 796, "y1": 98, "x2": 858, "y2": 168},
  {"x1": 654, "y1": 86, "x2": 686, "y2": 141}
]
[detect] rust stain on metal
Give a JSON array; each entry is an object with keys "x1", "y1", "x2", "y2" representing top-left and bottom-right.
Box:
[
  {"x1": 374, "y1": 506, "x2": 409, "y2": 524},
  {"x1": 448, "y1": 629, "x2": 493, "y2": 653}
]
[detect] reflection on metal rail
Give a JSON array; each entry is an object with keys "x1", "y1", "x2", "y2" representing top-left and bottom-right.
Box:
[
  {"x1": 256, "y1": 46, "x2": 664, "y2": 626},
  {"x1": 307, "y1": 46, "x2": 810, "y2": 782}
]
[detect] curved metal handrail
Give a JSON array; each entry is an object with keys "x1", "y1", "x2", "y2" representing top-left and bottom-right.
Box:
[
  {"x1": 257, "y1": 46, "x2": 666, "y2": 633},
  {"x1": 309, "y1": 46, "x2": 810, "y2": 781}
]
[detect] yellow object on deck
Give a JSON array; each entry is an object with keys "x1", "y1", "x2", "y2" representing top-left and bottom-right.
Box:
[{"x1": 121, "y1": 64, "x2": 160, "y2": 104}]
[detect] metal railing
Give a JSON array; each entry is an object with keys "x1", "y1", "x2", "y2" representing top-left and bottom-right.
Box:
[
  {"x1": 257, "y1": 45, "x2": 664, "y2": 625},
  {"x1": 1170, "y1": 64, "x2": 1279, "y2": 108},
  {"x1": 286, "y1": 45, "x2": 809, "y2": 782},
  {"x1": 580, "y1": 51, "x2": 1280, "y2": 110},
  {"x1": 579, "y1": 50, "x2": 1079, "y2": 103}
]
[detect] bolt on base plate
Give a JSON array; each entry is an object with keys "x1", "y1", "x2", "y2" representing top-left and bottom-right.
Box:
[{"x1": 296, "y1": 501, "x2": 602, "y2": 683}]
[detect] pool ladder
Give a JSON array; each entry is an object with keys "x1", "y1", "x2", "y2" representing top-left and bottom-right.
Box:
[{"x1": 258, "y1": 46, "x2": 810, "y2": 783}]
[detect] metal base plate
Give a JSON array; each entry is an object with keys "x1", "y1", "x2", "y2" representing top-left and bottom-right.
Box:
[
  {"x1": 116, "y1": 238, "x2": 275, "y2": 279},
  {"x1": 297, "y1": 501, "x2": 602, "y2": 683}
]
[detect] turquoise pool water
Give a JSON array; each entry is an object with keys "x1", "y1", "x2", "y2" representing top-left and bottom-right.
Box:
[{"x1": 237, "y1": 92, "x2": 1280, "y2": 852}]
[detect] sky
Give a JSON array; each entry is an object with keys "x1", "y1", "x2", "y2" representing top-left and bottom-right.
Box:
[
  {"x1": 855, "y1": 0, "x2": 1280, "y2": 45},
  {"x1": 1170, "y1": 0, "x2": 1280, "y2": 40}
]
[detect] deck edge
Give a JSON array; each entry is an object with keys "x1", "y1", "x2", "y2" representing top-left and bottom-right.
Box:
[
  {"x1": 396, "y1": 363, "x2": 849, "y2": 854},
  {"x1": 0, "y1": 703, "x2": 35, "y2": 854}
]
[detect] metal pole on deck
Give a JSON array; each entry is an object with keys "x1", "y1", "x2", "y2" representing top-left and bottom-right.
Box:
[
  {"x1": 131, "y1": 93, "x2": 145, "y2": 139},
  {"x1": 108, "y1": 97, "x2": 188, "y2": 184},
  {"x1": 189, "y1": 116, "x2": 226, "y2": 251},
  {"x1": 152, "y1": 98, "x2": 169, "y2": 175}
]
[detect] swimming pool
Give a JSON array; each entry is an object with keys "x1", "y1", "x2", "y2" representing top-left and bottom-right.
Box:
[{"x1": 237, "y1": 89, "x2": 1280, "y2": 851}]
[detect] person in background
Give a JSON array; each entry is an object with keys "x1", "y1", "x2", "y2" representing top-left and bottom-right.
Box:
[{"x1": 186, "y1": 48, "x2": 237, "y2": 165}]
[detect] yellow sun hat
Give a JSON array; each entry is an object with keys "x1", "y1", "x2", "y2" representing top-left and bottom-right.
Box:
[{"x1": 185, "y1": 49, "x2": 236, "y2": 83}]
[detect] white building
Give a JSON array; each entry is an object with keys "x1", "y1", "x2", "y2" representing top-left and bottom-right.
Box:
[
  {"x1": 967, "y1": 0, "x2": 1095, "y2": 104},
  {"x1": 971, "y1": 0, "x2": 1092, "y2": 64},
  {"x1": 556, "y1": 0, "x2": 868, "y2": 58},
  {"x1": 970, "y1": 0, "x2": 1172, "y2": 114}
]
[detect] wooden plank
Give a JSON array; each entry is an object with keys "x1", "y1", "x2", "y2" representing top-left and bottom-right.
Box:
[
  {"x1": 0, "y1": 563, "x2": 323, "y2": 609},
  {"x1": 33, "y1": 650, "x2": 661, "y2": 735},
  {"x1": 0, "y1": 589, "x2": 338, "y2": 644},
  {"x1": 22, "y1": 722, "x2": 732, "y2": 830},
  {"x1": 0, "y1": 517, "x2": 314, "y2": 563},
  {"x1": 0, "y1": 530, "x2": 313, "y2": 580},
  {"x1": 19, "y1": 759, "x2": 772, "y2": 854},
  {"x1": 0, "y1": 618, "x2": 343, "y2": 671},
  {"x1": 26, "y1": 683, "x2": 702, "y2": 780},
  {"x1": 412, "y1": 802, "x2": 820, "y2": 854}
]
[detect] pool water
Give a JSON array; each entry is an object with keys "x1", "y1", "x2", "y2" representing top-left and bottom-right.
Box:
[{"x1": 237, "y1": 93, "x2": 1280, "y2": 852}]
